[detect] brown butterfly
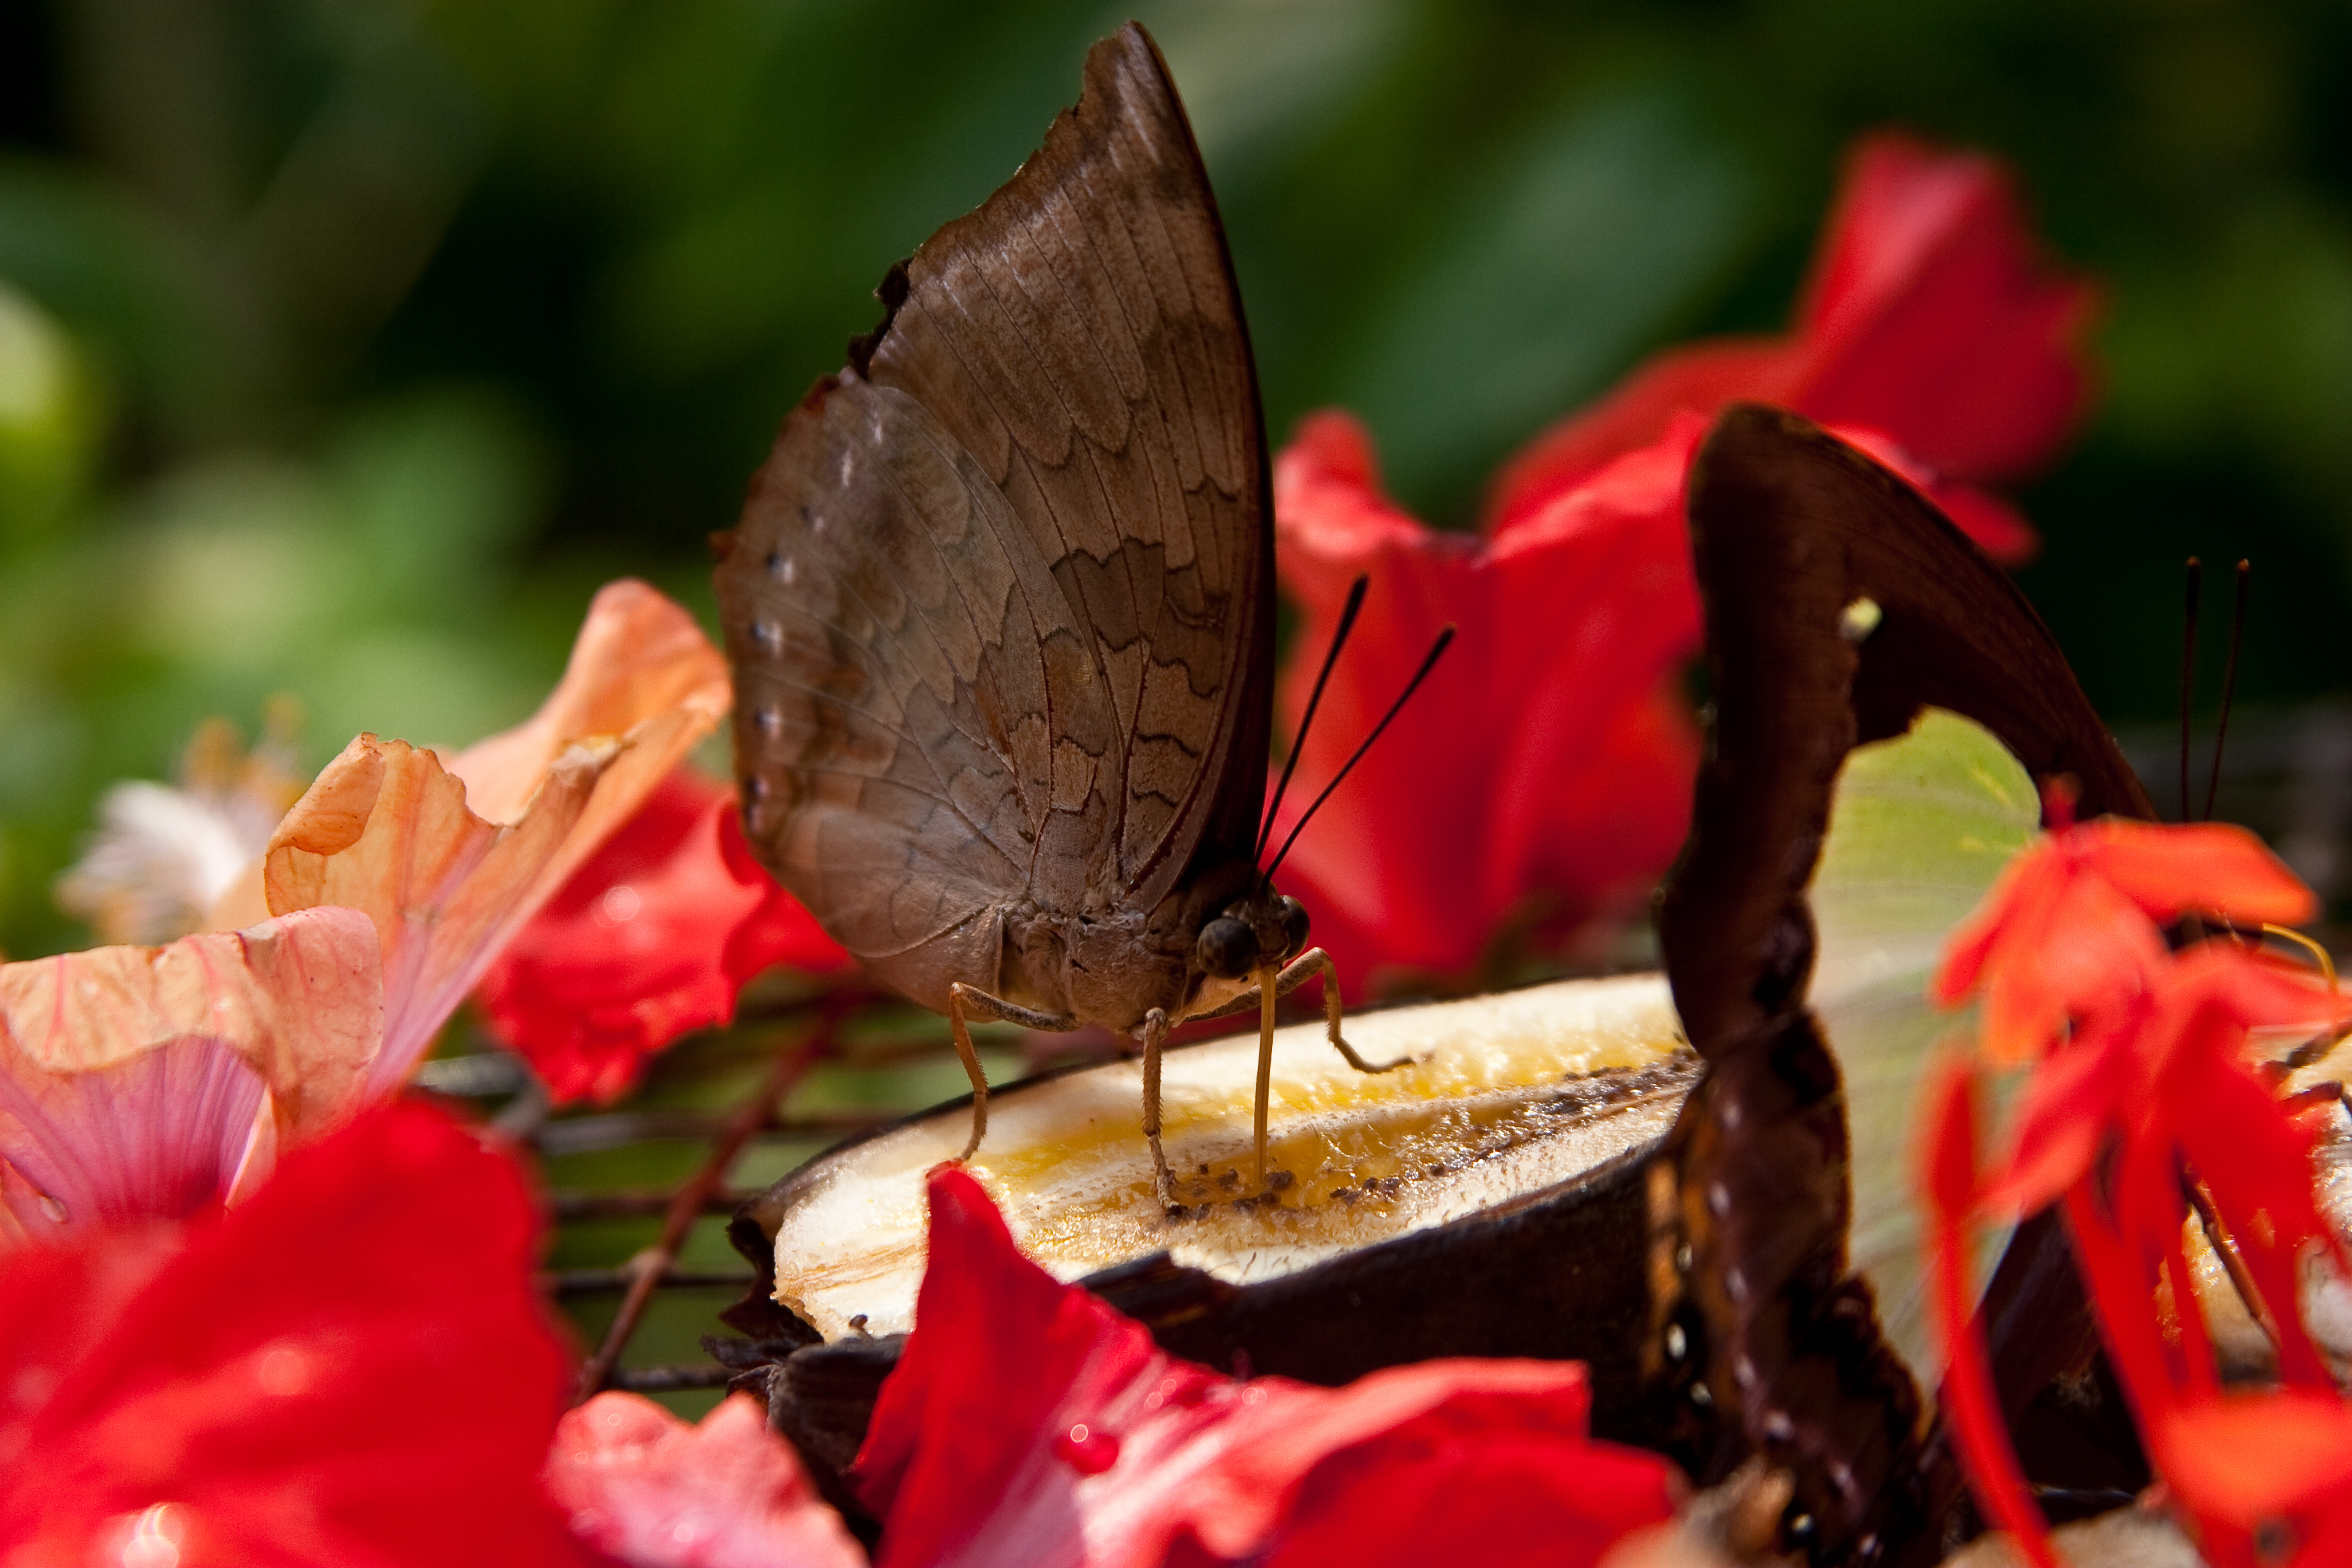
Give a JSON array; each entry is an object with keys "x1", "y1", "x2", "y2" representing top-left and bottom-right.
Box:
[
  {"x1": 714, "y1": 23, "x2": 1422, "y2": 1203},
  {"x1": 1652, "y1": 405, "x2": 2154, "y2": 1565}
]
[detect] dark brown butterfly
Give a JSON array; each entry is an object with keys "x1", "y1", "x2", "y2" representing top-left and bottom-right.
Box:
[
  {"x1": 1650, "y1": 405, "x2": 2154, "y2": 1565},
  {"x1": 714, "y1": 23, "x2": 1404, "y2": 1202}
]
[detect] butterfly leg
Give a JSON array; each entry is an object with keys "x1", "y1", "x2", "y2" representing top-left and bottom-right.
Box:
[
  {"x1": 1136, "y1": 1008, "x2": 1181, "y2": 1210},
  {"x1": 945, "y1": 983, "x2": 1075, "y2": 1161},
  {"x1": 1272, "y1": 947, "x2": 1412, "y2": 1074}
]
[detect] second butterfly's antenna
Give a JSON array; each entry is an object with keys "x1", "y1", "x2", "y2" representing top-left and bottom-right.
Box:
[
  {"x1": 2203, "y1": 558, "x2": 2250, "y2": 824},
  {"x1": 1262, "y1": 624, "x2": 1456, "y2": 885},
  {"x1": 2179, "y1": 556, "x2": 2202, "y2": 824},
  {"x1": 1257, "y1": 575, "x2": 1369, "y2": 865}
]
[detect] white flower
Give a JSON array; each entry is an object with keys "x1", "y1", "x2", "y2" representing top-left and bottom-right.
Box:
[{"x1": 55, "y1": 714, "x2": 303, "y2": 944}]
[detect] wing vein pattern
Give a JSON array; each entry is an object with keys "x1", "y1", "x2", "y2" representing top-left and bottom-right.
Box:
[{"x1": 717, "y1": 26, "x2": 1273, "y2": 1014}]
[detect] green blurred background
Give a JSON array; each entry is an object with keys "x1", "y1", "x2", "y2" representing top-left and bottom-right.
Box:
[{"x1": 6, "y1": 0, "x2": 2352, "y2": 961}]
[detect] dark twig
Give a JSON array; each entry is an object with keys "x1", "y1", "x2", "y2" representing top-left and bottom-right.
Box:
[
  {"x1": 552, "y1": 1186, "x2": 763, "y2": 1222},
  {"x1": 548, "y1": 1266, "x2": 758, "y2": 1295},
  {"x1": 571, "y1": 1001, "x2": 845, "y2": 1404},
  {"x1": 608, "y1": 1363, "x2": 742, "y2": 1393},
  {"x1": 534, "y1": 1106, "x2": 887, "y2": 1158}
]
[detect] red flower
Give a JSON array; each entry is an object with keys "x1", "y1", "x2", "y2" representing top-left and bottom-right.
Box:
[
  {"x1": 1268, "y1": 411, "x2": 1704, "y2": 989},
  {"x1": 1269, "y1": 132, "x2": 2094, "y2": 991},
  {"x1": 1921, "y1": 816, "x2": 2352, "y2": 1568},
  {"x1": 2157, "y1": 1391, "x2": 2352, "y2": 1565},
  {"x1": 1932, "y1": 816, "x2": 2315, "y2": 1067},
  {"x1": 1487, "y1": 130, "x2": 2095, "y2": 530},
  {"x1": 0, "y1": 1099, "x2": 591, "y2": 1565},
  {"x1": 478, "y1": 767, "x2": 850, "y2": 1105},
  {"x1": 547, "y1": 1392, "x2": 866, "y2": 1568},
  {"x1": 854, "y1": 1165, "x2": 1675, "y2": 1568}
]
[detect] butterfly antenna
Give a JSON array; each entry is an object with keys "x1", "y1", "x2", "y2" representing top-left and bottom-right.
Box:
[
  {"x1": 2179, "y1": 556, "x2": 2202, "y2": 824},
  {"x1": 1263, "y1": 625, "x2": 1455, "y2": 883},
  {"x1": 2202, "y1": 558, "x2": 2250, "y2": 823},
  {"x1": 1257, "y1": 575, "x2": 1369, "y2": 866}
]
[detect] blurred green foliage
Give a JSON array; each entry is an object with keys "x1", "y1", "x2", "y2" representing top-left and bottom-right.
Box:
[{"x1": 6, "y1": 0, "x2": 2352, "y2": 960}]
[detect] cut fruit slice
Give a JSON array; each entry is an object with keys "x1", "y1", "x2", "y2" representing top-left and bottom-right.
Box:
[
  {"x1": 760, "y1": 973, "x2": 1688, "y2": 1340},
  {"x1": 726, "y1": 975, "x2": 1699, "y2": 1497}
]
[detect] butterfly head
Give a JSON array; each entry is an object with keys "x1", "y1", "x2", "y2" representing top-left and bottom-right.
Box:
[{"x1": 1193, "y1": 889, "x2": 1310, "y2": 982}]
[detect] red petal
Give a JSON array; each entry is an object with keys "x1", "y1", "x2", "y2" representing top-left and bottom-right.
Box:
[
  {"x1": 1484, "y1": 339, "x2": 1799, "y2": 532},
  {"x1": 1260, "y1": 1423, "x2": 1675, "y2": 1568},
  {"x1": 0, "y1": 1100, "x2": 589, "y2": 1565},
  {"x1": 2165, "y1": 1054, "x2": 2339, "y2": 1388},
  {"x1": 479, "y1": 769, "x2": 848, "y2": 1104},
  {"x1": 1917, "y1": 1059, "x2": 2059, "y2": 1568},
  {"x1": 2078, "y1": 819, "x2": 2317, "y2": 928},
  {"x1": 2158, "y1": 1389, "x2": 2352, "y2": 1527},
  {"x1": 547, "y1": 1393, "x2": 864, "y2": 1568},
  {"x1": 1488, "y1": 130, "x2": 2092, "y2": 535},
  {"x1": 1980, "y1": 1035, "x2": 2124, "y2": 1215},
  {"x1": 1269, "y1": 416, "x2": 1700, "y2": 990},
  {"x1": 1943, "y1": 850, "x2": 2169, "y2": 1066},
  {"x1": 1792, "y1": 132, "x2": 2097, "y2": 484},
  {"x1": 859, "y1": 1167, "x2": 1669, "y2": 1568},
  {"x1": 1932, "y1": 838, "x2": 2042, "y2": 1006}
]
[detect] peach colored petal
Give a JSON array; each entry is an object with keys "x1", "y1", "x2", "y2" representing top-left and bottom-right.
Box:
[
  {"x1": 203, "y1": 859, "x2": 269, "y2": 932},
  {"x1": 0, "y1": 908, "x2": 383, "y2": 1240},
  {"x1": 264, "y1": 736, "x2": 619, "y2": 1096},
  {"x1": 260, "y1": 582, "x2": 733, "y2": 1096},
  {"x1": 0, "y1": 908, "x2": 382, "y2": 1136},
  {"x1": 452, "y1": 580, "x2": 730, "y2": 828}
]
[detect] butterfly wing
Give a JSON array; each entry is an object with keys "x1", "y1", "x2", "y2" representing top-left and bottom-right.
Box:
[
  {"x1": 1655, "y1": 405, "x2": 2153, "y2": 1563},
  {"x1": 718, "y1": 25, "x2": 1271, "y2": 1010}
]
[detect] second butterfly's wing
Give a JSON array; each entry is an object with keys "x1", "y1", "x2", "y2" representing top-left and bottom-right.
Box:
[
  {"x1": 1655, "y1": 405, "x2": 2153, "y2": 1566},
  {"x1": 718, "y1": 26, "x2": 1272, "y2": 1008}
]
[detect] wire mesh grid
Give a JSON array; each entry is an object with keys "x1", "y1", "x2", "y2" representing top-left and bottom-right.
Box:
[{"x1": 416, "y1": 977, "x2": 1040, "y2": 1417}]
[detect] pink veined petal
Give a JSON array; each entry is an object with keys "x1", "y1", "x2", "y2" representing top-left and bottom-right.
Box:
[
  {"x1": 548, "y1": 1393, "x2": 865, "y2": 1568},
  {"x1": 0, "y1": 1036, "x2": 263, "y2": 1239},
  {"x1": 0, "y1": 908, "x2": 383, "y2": 1241}
]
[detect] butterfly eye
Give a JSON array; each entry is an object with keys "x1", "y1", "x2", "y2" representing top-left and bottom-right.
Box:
[
  {"x1": 1274, "y1": 895, "x2": 1310, "y2": 959},
  {"x1": 1196, "y1": 916, "x2": 1257, "y2": 979}
]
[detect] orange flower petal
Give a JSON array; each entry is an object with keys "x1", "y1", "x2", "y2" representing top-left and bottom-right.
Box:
[
  {"x1": 452, "y1": 579, "x2": 730, "y2": 831},
  {"x1": 2079, "y1": 819, "x2": 2316, "y2": 928},
  {"x1": 2159, "y1": 1389, "x2": 2352, "y2": 1525},
  {"x1": 260, "y1": 583, "x2": 732, "y2": 1096}
]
